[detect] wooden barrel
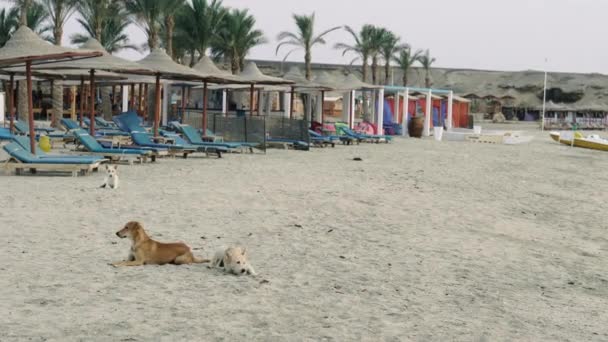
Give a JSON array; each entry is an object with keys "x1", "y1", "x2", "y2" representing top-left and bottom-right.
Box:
[{"x1": 408, "y1": 117, "x2": 424, "y2": 138}]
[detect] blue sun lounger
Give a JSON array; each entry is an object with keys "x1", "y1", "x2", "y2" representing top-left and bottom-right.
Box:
[
  {"x1": 71, "y1": 129, "x2": 154, "y2": 163},
  {"x1": 337, "y1": 126, "x2": 392, "y2": 143},
  {"x1": 173, "y1": 123, "x2": 258, "y2": 153},
  {"x1": 13, "y1": 120, "x2": 69, "y2": 141},
  {"x1": 160, "y1": 131, "x2": 226, "y2": 158},
  {"x1": 2, "y1": 142, "x2": 107, "y2": 176},
  {"x1": 130, "y1": 132, "x2": 195, "y2": 158}
]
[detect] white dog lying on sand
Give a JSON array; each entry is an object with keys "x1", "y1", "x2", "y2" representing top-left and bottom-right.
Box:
[{"x1": 210, "y1": 247, "x2": 256, "y2": 276}]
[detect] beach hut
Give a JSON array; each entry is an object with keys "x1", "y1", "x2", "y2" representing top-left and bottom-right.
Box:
[{"x1": 0, "y1": 25, "x2": 101, "y2": 153}]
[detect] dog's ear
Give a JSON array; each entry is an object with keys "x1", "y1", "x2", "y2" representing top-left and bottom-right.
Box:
[
  {"x1": 224, "y1": 249, "x2": 232, "y2": 262},
  {"x1": 105, "y1": 164, "x2": 109, "y2": 170},
  {"x1": 114, "y1": 165, "x2": 118, "y2": 170},
  {"x1": 241, "y1": 247, "x2": 247, "y2": 256}
]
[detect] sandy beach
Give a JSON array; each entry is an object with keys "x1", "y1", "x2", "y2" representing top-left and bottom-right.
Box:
[{"x1": 1, "y1": 123, "x2": 607, "y2": 341}]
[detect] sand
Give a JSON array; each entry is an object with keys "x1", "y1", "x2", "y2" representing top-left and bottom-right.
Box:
[{"x1": 1, "y1": 123, "x2": 607, "y2": 341}]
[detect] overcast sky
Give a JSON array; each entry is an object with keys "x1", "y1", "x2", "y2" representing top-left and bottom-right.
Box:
[{"x1": 2, "y1": 0, "x2": 606, "y2": 74}]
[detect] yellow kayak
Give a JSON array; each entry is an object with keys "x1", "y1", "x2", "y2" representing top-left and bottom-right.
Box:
[{"x1": 550, "y1": 132, "x2": 608, "y2": 152}]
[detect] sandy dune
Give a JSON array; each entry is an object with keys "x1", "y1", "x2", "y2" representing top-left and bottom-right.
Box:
[{"x1": 1, "y1": 124, "x2": 607, "y2": 341}]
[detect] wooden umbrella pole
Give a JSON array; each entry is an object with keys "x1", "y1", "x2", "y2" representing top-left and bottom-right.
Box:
[
  {"x1": 130, "y1": 84, "x2": 135, "y2": 111},
  {"x1": 138, "y1": 83, "x2": 143, "y2": 117},
  {"x1": 290, "y1": 86, "x2": 295, "y2": 119},
  {"x1": 249, "y1": 84, "x2": 254, "y2": 117},
  {"x1": 26, "y1": 61, "x2": 36, "y2": 154},
  {"x1": 257, "y1": 89, "x2": 261, "y2": 116},
  {"x1": 153, "y1": 75, "x2": 161, "y2": 136},
  {"x1": 202, "y1": 82, "x2": 208, "y2": 135},
  {"x1": 8, "y1": 73, "x2": 14, "y2": 133},
  {"x1": 79, "y1": 76, "x2": 85, "y2": 127},
  {"x1": 321, "y1": 90, "x2": 325, "y2": 124},
  {"x1": 144, "y1": 83, "x2": 149, "y2": 124},
  {"x1": 181, "y1": 85, "x2": 186, "y2": 120},
  {"x1": 89, "y1": 69, "x2": 96, "y2": 135}
]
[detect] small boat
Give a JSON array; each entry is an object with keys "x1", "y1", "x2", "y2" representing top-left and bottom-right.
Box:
[{"x1": 550, "y1": 131, "x2": 608, "y2": 152}]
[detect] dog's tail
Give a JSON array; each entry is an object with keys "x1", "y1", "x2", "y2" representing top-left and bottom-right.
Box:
[{"x1": 193, "y1": 257, "x2": 211, "y2": 264}]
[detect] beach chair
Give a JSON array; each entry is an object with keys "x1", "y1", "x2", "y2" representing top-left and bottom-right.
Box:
[
  {"x1": 160, "y1": 131, "x2": 227, "y2": 158},
  {"x1": 173, "y1": 123, "x2": 258, "y2": 153},
  {"x1": 2, "y1": 142, "x2": 107, "y2": 176},
  {"x1": 71, "y1": 129, "x2": 154, "y2": 163},
  {"x1": 95, "y1": 117, "x2": 120, "y2": 130},
  {"x1": 13, "y1": 120, "x2": 71, "y2": 145},
  {"x1": 81, "y1": 118, "x2": 130, "y2": 137},
  {"x1": 335, "y1": 124, "x2": 391, "y2": 144},
  {"x1": 113, "y1": 112, "x2": 149, "y2": 133},
  {"x1": 265, "y1": 137, "x2": 310, "y2": 151},
  {"x1": 11, "y1": 135, "x2": 104, "y2": 162},
  {"x1": 130, "y1": 132, "x2": 195, "y2": 159},
  {"x1": 308, "y1": 129, "x2": 355, "y2": 147}
]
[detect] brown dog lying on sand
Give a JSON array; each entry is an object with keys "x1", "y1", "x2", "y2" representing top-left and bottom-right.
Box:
[{"x1": 111, "y1": 221, "x2": 209, "y2": 267}]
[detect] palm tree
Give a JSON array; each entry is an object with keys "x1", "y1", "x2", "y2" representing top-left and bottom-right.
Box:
[
  {"x1": 276, "y1": 13, "x2": 340, "y2": 80},
  {"x1": 334, "y1": 25, "x2": 375, "y2": 83},
  {"x1": 158, "y1": 0, "x2": 185, "y2": 59},
  {"x1": 71, "y1": 1, "x2": 137, "y2": 53},
  {"x1": 124, "y1": 0, "x2": 162, "y2": 50},
  {"x1": 24, "y1": 2, "x2": 51, "y2": 38},
  {"x1": 0, "y1": 7, "x2": 19, "y2": 47},
  {"x1": 175, "y1": 0, "x2": 226, "y2": 64},
  {"x1": 41, "y1": 0, "x2": 78, "y2": 127},
  {"x1": 11, "y1": 0, "x2": 31, "y2": 26},
  {"x1": 392, "y1": 46, "x2": 422, "y2": 87},
  {"x1": 211, "y1": 9, "x2": 266, "y2": 74},
  {"x1": 418, "y1": 49, "x2": 436, "y2": 88},
  {"x1": 379, "y1": 30, "x2": 404, "y2": 85},
  {"x1": 40, "y1": 0, "x2": 77, "y2": 45},
  {"x1": 367, "y1": 26, "x2": 387, "y2": 85}
]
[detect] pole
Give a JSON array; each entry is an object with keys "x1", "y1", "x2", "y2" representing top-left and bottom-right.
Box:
[
  {"x1": 202, "y1": 81, "x2": 208, "y2": 134},
  {"x1": 541, "y1": 65, "x2": 548, "y2": 132},
  {"x1": 321, "y1": 90, "x2": 325, "y2": 124},
  {"x1": 153, "y1": 74, "x2": 161, "y2": 137},
  {"x1": 138, "y1": 83, "x2": 143, "y2": 117},
  {"x1": 290, "y1": 87, "x2": 295, "y2": 119},
  {"x1": 181, "y1": 85, "x2": 186, "y2": 120},
  {"x1": 403, "y1": 88, "x2": 409, "y2": 136},
  {"x1": 130, "y1": 84, "x2": 135, "y2": 111},
  {"x1": 8, "y1": 73, "x2": 14, "y2": 133},
  {"x1": 89, "y1": 69, "x2": 96, "y2": 135},
  {"x1": 257, "y1": 89, "x2": 262, "y2": 116},
  {"x1": 249, "y1": 84, "x2": 254, "y2": 116},
  {"x1": 26, "y1": 61, "x2": 36, "y2": 154}
]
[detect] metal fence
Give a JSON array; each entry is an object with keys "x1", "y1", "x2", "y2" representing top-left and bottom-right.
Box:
[{"x1": 181, "y1": 110, "x2": 310, "y2": 150}]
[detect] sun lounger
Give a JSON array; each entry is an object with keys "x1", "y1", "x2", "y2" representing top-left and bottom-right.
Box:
[
  {"x1": 71, "y1": 129, "x2": 154, "y2": 163},
  {"x1": 113, "y1": 112, "x2": 150, "y2": 133},
  {"x1": 13, "y1": 120, "x2": 71, "y2": 145},
  {"x1": 160, "y1": 131, "x2": 226, "y2": 158},
  {"x1": 130, "y1": 132, "x2": 195, "y2": 158},
  {"x1": 10, "y1": 135, "x2": 104, "y2": 163},
  {"x1": 80, "y1": 118, "x2": 130, "y2": 137},
  {"x1": 173, "y1": 123, "x2": 258, "y2": 153},
  {"x1": 266, "y1": 137, "x2": 310, "y2": 151},
  {"x1": 2, "y1": 142, "x2": 107, "y2": 176},
  {"x1": 336, "y1": 125, "x2": 391, "y2": 143}
]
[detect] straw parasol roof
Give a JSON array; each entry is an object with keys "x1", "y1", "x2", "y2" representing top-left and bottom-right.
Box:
[
  {"x1": 191, "y1": 55, "x2": 246, "y2": 84},
  {"x1": 2, "y1": 66, "x2": 126, "y2": 81},
  {"x1": 0, "y1": 26, "x2": 101, "y2": 67},
  {"x1": 283, "y1": 66, "x2": 327, "y2": 90},
  {"x1": 313, "y1": 71, "x2": 341, "y2": 90},
  {"x1": 38, "y1": 38, "x2": 153, "y2": 75},
  {"x1": 238, "y1": 62, "x2": 293, "y2": 85},
  {"x1": 339, "y1": 73, "x2": 382, "y2": 91},
  {"x1": 138, "y1": 48, "x2": 219, "y2": 82}
]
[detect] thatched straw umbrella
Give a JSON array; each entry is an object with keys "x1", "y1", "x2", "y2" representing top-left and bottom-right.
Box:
[
  {"x1": 191, "y1": 56, "x2": 244, "y2": 134},
  {"x1": 0, "y1": 26, "x2": 101, "y2": 154},
  {"x1": 137, "y1": 49, "x2": 241, "y2": 136},
  {"x1": 238, "y1": 62, "x2": 294, "y2": 117},
  {"x1": 38, "y1": 38, "x2": 155, "y2": 134},
  {"x1": 282, "y1": 67, "x2": 328, "y2": 119}
]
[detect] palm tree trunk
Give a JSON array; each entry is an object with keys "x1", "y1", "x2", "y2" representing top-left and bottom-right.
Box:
[
  {"x1": 51, "y1": 80, "x2": 63, "y2": 128},
  {"x1": 51, "y1": 28, "x2": 64, "y2": 128},
  {"x1": 19, "y1": 0, "x2": 30, "y2": 25},
  {"x1": 384, "y1": 62, "x2": 390, "y2": 85},
  {"x1": 371, "y1": 56, "x2": 378, "y2": 85},
  {"x1": 101, "y1": 87, "x2": 112, "y2": 120},
  {"x1": 165, "y1": 16, "x2": 175, "y2": 59},
  {"x1": 231, "y1": 56, "x2": 240, "y2": 75},
  {"x1": 362, "y1": 59, "x2": 368, "y2": 83},
  {"x1": 305, "y1": 50, "x2": 312, "y2": 81},
  {"x1": 402, "y1": 75, "x2": 408, "y2": 87},
  {"x1": 425, "y1": 70, "x2": 431, "y2": 88},
  {"x1": 18, "y1": 82, "x2": 28, "y2": 122},
  {"x1": 149, "y1": 28, "x2": 158, "y2": 50}
]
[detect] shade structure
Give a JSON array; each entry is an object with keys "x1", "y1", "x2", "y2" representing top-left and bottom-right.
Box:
[
  {"x1": 238, "y1": 62, "x2": 294, "y2": 116},
  {"x1": 0, "y1": 26, "x2": 101, "y2": 67},
  {"x1": 338, "y1": 73, "x2": 382, "y2": 91},
  {"x1": 33, "y1": 38, "x2": 156, "y2": 134},
  {"x1": 283, "y1": 66, "x2": 327, "y2": 90},
  {"x1": 2, "y1": 66, "x2": 126, "y2": 81},
  {"x1": 191, "y1": 55, "x2": 248, "y2": 133},
  {"x1": 313, "y1": 72, "x2": 342, "y2": 91},
  {"x1": 0, "y1": 25, "x2": 102, "y2": 154},
  {"x1": 137, "y1": 49, "x2": 233, "y2": 135}
]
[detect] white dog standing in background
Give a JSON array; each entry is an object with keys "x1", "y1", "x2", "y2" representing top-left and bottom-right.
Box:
[
  {"x1": 100, "y1": 165, "x2": 119, "y2": 189},
  {"x1": 211, "y1": 247, "x2": 256, "y2": 276}
]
